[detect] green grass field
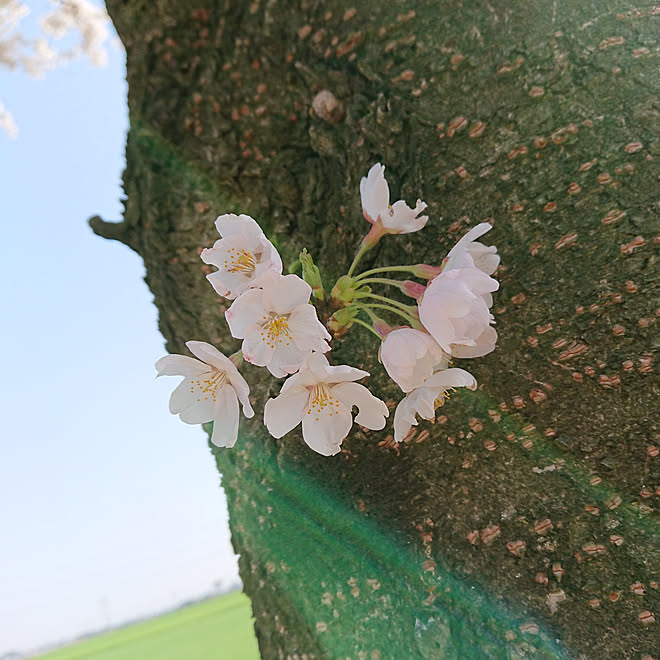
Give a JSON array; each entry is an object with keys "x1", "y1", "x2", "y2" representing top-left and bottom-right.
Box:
[{"x1": 36, "y1": 591, "x2": 260, "y2": 660}]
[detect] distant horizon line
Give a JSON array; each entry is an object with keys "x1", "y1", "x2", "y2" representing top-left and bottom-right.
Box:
[{"x1": 7, "y1": 581, "x2": 243, "y2": 660}]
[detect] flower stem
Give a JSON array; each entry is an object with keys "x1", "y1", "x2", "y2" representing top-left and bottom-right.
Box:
[
  {"x1": 354, "y1": 265, "x2": 420, "y2": 281},
  {"x1": 356, "y1": 277, "x2": 406, "y2": 289},
  {"x1": 355, "y1": 302, "x2": 418, "y2": 326},
  {"x1": 355, "y1": 304, "x2": 379, "y2": 323},
  {"x1": 351, "y1": 317, "x2": 383, "y2": 340},
  {"x1": 355, "y1": 291, "x2": 416, "y2": 315},
  {"x1": 346, "y1": 222, "x2": 386, "y2": 277},
  {"x1": 346, "y1": 243, "x2": 371, "y2": 278}
]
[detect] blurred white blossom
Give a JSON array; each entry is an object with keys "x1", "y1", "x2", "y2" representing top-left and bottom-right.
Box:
[
  {"x1": 0, "y1": 100, "x2": 18, "y2": 138},
  {"x1": 40, "y1": 0, "x2": 110, "y2": 67},
  {"x1": 0, "y1": 0, "x2": 113, "y2": 138}
]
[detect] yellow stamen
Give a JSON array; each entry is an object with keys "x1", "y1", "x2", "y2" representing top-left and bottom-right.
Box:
[
  {"x1": 189, "y1": 370, "x2": 227, "y2": 402},
  {"x1": 307, "y1": 384, "x2": 341, "y2": 417},
  {"x1": 223, "y1": 247, "x2": 256, "y2": 274},
  {"x1": 434, "y1": 387, "x2": 456, "y2": 410},
  {"x1": 261, "y1": 314, "x2": 292, "y2": 349}
]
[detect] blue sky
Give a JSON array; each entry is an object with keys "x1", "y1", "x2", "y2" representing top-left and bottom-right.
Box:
[{"x1": 0, "y1": 7, "x2": 240, "y2": 655}]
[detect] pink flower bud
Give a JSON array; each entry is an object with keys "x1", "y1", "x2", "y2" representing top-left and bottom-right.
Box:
[
  {"x1": 373, "y1": 319, "x2": 392, "y2": 339},
  {"x1": 409, "y1": 263, "x2": 444, "y2": 280},
  {"x1": 400, "y1": 280, "x2": 426, "y2": 300}
]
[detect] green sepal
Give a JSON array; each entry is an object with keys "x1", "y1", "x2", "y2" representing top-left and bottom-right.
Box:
[
  {"x1": 330, "y1": 275, "x2": 357, "y2": 306},
  {"x1": 328, "y1": 306, "x2": 358, "y2": 336},
  {"x1": 299, "y1": 249, "x2": 326, "y2": 301}
]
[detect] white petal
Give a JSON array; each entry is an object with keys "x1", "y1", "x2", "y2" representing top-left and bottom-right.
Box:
[
  {"x1": 225, "y1": 368, "x2": 254, "y2": 418},
  {"x1": 204, "y1": 269, "x2": 247, "y2": 299},
  {"x1": 215, "y1": 213, "x2": 265, "y2": 242},
  {"x1": 443, "y1": 223, "x2": 500, "y2": 275},
  {"x1": 449, "y1": 267, "x2": 499, "y2": 296},
  {"x1": 279, "y1": 367, "x2": 310, "y2": 393},
  {"x1": 422, "y1": 275, "x2": 476, "y2": 317},
  {"x1": 252, "y1": 239, "x2": 283, "y2": 285},
  {"x1": 320, "y1": 363, "x2": 369, "y2": 384},
  {"x1": 170, "y1": 376, "x2": 219, "y2": 424},
  {"x1": 225, "y1": 289, "x2": 267, "y2": 339},
  {"x1": 210, "y1": 385, "x2": 240, "y2": 448},
  {"x1": 360, "y1": 163, "x2": 389, "y2": 223},
  {"x1": 256, "y1": 236, "x2": 283, "y2": 267},
  {"x1": 185, "y1": 341, "x2": 234, "y2": 372},
  {"x1": 302, "y1": 401, "x2": 352, "y2": 456},
  {"x1": 412, "y1": 386, "x2": 439, "y2": 421},
  {"x1": 201, "y1": 234, "x2": 259, "y2": 266},
  {"x1": 446, "y1": 222, "x2": 492, "y2": 260},
  {"x1": 169, "y1": 374, "x2": 212, "y2": 418},
  {"x1": 155, "y1": 354, "x2": 209, "y2": 377},
  {"x1": 423, "y1": 367, "x2": 477, "y2": 392},
  {"x1": 282, "y1": 352, "x2": 367, "y2": 389},
  {"x1": 266, "y1": 363, "x2": 289, "y2": 379},
  {"x1": 393, "y1": 395, "x2": 419, "y2": 443},
  {"x1": 267, "y1": 341, "x2": 308, "y2": 378},
  {"x1": 419, "y1": 273, "x2": 492, "y2": 352},
  {"x1": 418, "y1": 312, "x2": 458, "y2": 353},
  {"x1": 332, "y1": 382, "x2": 389, "y2": 430},
  {"x1": 380, "y1": 328, "x2": 446, "y2": 392},
  {"x1": 262, "y1": 274, "x2": 311, "y2": 314},
  {"x1": 264, "y1": 387, "x2": 309, "y2": 438},
  {"x1": 467, "y1": 243, "x2": 500, "y2": 275},
  {"x1": 241, "y1": 325, "x2": 276, "y2": 369},
  {"x1": 276, "y1": 352, "x2": 326, "y2": 389},
  {"x1": 179, "y1": 394, "x2": 217, "y2": 424},
  {"x1": 200, "y1": 235, "x2": 259, "y2": 300},
  {"x1": 201, "y1": 225, "x2": 282, "y2": 300},
  {"x1": 447, "y1": 299, "x2": 493, "y2": 347},
  {"x1": 304, "y1": 352, "x2": 331, "y2": 372},
  {"x1": 452, "y1": 326, "x2": 497, "y2": 359},
  {"x1": 443, "y1": 251, "x2": 474, "y2": 272},
  {"x1": 288, "y1": 304, "x2": 332, "y2": 352},
  {"x1": 383, "y1": 199, "x2": 428, "y2": 233}
]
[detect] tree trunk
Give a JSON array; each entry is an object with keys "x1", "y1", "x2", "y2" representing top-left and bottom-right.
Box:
[{"x1": 97, "y1": 1, "x2": 659, "y2": 657}]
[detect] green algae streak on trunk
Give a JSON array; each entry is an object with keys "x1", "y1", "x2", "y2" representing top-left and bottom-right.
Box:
[{"x1": 97, "y1": 0, "x2": 659, "y2": 657}]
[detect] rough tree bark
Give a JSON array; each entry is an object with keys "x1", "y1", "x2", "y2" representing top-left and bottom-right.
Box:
[{"x1": 95, "y1": 1, "x2": 659, "y2": 657}]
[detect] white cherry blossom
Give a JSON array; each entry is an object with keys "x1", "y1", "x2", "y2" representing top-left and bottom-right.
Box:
[
  {"x1": 380, "y1": 327, "x2": 449, "y2": 393},
  {"x1": 360, "y1": 163, "x2": 428, "y2": 234},
  {"x1": 155, "y1": 341, "x2": 254, "y2": 448},
  {"x1": 393, "y1": 368, "x2": 476, "y2": 443},
  {"x1": 225, "y1": 274, "x2": 331, "y2": 378},
  {"x1": 443, "y1": 222, "x2": 500, "y2": 275},
  {"x1": 418, "y1": 267, "x2": 499, "y2": 354},
  {"x1": 200, "y1": 213, "x2": 282, "y2": 300},
  {"x1": 264, "y1": 353, "x2": 389, "y2": 456}
]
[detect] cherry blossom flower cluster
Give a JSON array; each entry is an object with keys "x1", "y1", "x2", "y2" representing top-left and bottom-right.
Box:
[
  {"x1": 0, "y1": 0, "x2": 112, "y2": 138},
  {"x1": 157, "y1": 163, "x2": 500, "y2": 455}
]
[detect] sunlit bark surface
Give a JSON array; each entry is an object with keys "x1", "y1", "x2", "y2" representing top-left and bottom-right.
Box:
[{"x1": 97, "y1": 1, "x2": 659, "y2": 657}]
